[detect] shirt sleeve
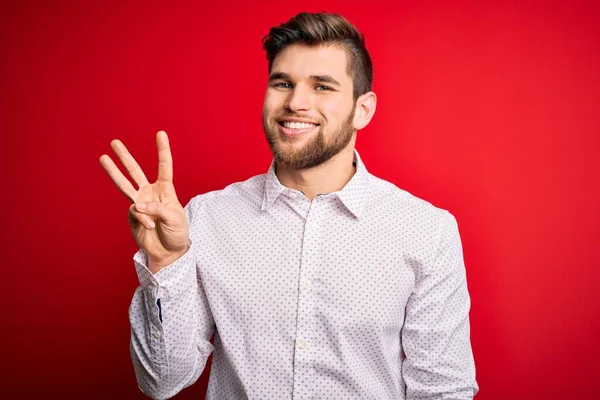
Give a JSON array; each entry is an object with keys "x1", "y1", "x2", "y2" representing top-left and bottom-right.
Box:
[
  {"x1": 128, "y1": 198, "x2": 215, "y2": 400},
  {"x1": 401, "y1": 211, "x2": 479, "y2": 399}
]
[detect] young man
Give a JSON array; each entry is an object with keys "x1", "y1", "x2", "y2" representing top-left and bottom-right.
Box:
[{"x1": 100, "y1": 12, "x2": 478, "y2": 400}]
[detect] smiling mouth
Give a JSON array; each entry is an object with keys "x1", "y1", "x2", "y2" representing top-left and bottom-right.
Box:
[
  {"x1": 277, "y1": 120, "x2": 319, "y2": 136},
  {"x1": 277, "y1": 121, "x2": 319, "y2": 130}
]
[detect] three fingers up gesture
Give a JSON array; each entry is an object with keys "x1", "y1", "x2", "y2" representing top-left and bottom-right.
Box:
[{"x1": 99, "y1": 131, "x2": 190, "y2": 274}]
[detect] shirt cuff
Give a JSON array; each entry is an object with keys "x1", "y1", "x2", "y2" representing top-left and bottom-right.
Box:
[{"x1": 132, "y1": 239, "x2": 196, "y2": 301}]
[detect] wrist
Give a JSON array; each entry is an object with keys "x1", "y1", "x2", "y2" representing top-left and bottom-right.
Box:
[{"x1": 148, "y1": 240, "x2": 191, "y2": 274}]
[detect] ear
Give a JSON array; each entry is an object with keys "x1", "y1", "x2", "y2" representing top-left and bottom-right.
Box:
[{"x1": 352, "y1": 91, "x2": 377, "y2": 130}]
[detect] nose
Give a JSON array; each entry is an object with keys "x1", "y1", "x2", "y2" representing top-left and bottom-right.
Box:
[{"x1": 284, "y1": 84, "x2": 311, "y2": 112}]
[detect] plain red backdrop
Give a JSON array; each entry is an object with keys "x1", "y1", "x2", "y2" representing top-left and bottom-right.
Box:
[{"x1": 1, "y1": 0, "x2": 598, "y2": 399}]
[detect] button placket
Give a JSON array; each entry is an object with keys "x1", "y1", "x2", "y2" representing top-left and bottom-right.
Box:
[
  {"x1": 302, "y1": 279, "x2": 313, "y2": 290},
  {"x1": 292, "y1": 199, "x2": 320, "y2": 399}
]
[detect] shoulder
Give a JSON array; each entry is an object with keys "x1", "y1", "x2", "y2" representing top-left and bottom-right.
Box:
[
  {"x1": 366, "y1": 173, "x2": 462, "y2": 273},
  {"x1": 366, "y1": 172, "x2": 454, "y2": 227},
  {"x1": 184, "y1": 173, "x2": 267, "y2": 216}
]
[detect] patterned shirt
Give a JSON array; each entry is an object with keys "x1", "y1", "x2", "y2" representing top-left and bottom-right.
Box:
[{"x1": 129, "y1": 150, "x2": 478, "y2": 399}]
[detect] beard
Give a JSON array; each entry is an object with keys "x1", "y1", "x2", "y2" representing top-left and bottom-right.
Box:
[{"x1": 263, "y1": 107, "x2": 356, "y2": 170}]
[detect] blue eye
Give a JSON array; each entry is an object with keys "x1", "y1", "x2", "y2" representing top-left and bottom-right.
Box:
[
  {"x1": 274, "y1": 82, "x2": 292, "y2": 89},
  {"x1": 315, "y1": 85, "x2": 331, "y2": 91}
]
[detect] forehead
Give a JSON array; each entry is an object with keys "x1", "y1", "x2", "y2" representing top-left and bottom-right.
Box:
[{"x1": 271, "y1": 44, "x2": 351, "y2": 85}]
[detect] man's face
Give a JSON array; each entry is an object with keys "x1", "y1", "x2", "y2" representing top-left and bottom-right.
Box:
[{"x1": 262, "y1": 43, "x2": 357, "y2": 169}]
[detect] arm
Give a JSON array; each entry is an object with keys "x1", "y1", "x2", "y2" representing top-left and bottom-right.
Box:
[
  {"x1": 401, "y1": 211, "x2": 478, "y2": 399},
  {"x1": 99, "y1": 132, "x2": 212, "y2": 398},
  {"x1": 129, "y1": 199, "x2": 215, "y2": 400}
]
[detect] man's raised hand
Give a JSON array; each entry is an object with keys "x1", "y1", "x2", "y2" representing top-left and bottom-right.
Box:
[{"x1": 99, "y1": 131, "x2": 190, "y2": 274}]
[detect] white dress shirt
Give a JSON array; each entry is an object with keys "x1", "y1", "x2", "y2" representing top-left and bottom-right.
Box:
[{"x1": 129, "y1": 150, "x2": 478, "y2": 399}]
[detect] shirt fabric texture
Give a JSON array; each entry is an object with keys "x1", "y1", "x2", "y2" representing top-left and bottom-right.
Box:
[{"x1": 129, "y1": 150, "x2": 478, "y2": 399}]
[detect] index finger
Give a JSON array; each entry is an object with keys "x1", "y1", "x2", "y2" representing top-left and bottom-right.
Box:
[{"x1": 156, "y1": 130, "x2": 173, "y2": 182}]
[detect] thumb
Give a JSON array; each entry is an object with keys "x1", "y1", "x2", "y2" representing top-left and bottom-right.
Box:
[
  {"x1": 134, "y1": 201, "x2": 183, "y2": 226},
  {"x1": 128, "y1": 204, "x2": 155, "y2": 230}
]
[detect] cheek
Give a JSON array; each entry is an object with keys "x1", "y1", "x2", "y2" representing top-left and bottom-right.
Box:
[
  {"x1": 319, "y1": 98, "x2": 352, "y2": 126},
  {"x1": 263, "y1": 90, "x2": 283, "y2": 114}
]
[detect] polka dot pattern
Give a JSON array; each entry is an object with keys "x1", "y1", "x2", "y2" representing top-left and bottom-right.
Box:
[{"x1": 129, "y1": 150, "x2": 478, "y2": 399}]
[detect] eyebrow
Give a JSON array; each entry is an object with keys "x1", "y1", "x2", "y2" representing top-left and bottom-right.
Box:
[{"x1": 268, "y1": 72, "x2": 342, "y2": 87}]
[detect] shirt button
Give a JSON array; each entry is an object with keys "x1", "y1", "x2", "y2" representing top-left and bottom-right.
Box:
[
  {"x1": 298, "y1": 339, "x2": 308, "y2": 350},
  {"x1": 154, "y1": 331, "x2": 162, "y2": 339},
  {"x1": 303, "y1": 280, "x2": 313, "y2": 290}
]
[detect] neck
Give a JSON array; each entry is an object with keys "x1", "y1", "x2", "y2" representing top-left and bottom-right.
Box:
[{"x1": 275, "y1": 143, "x2": 357, "y2": 201}]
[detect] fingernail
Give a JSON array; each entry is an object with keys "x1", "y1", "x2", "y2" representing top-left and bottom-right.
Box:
[{"x1": 148, "y1": 220, "x2": 155, "y2": 229}]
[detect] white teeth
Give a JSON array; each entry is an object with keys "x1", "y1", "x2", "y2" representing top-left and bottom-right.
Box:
[{"x1": 282, "y1": 121, "x2": 317, "y2": 130}]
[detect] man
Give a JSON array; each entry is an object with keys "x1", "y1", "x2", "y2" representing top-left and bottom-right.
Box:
[{"x1": 99, "y1": 12, "x2": 478, "y2": 400}]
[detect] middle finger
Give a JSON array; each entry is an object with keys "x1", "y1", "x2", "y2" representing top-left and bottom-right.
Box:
[{"x1": 110, "y1": 139, "x2": 150, "y2": 188}]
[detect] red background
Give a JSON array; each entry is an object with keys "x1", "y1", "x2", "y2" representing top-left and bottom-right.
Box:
[{"x1": 1, "y1": 1, "x2": 598, "y2": 399}]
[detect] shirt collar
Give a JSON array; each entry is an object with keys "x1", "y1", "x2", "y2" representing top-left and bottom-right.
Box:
[{"x1": 261, "y1": 149, "x2": 370, "y2": 219}]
